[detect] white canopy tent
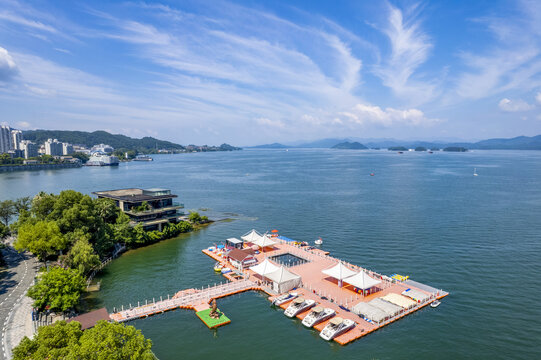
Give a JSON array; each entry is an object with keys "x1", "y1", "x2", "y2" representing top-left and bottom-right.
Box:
[
  {"x1": 241, "y1": 229, "x2": 263, "y2": 243},
  {"x1": 322, "y1": 261, "x2": 358, "y2": 287},
  {"x1": 352, "y1": 302, "x2": 388, "y2": 323},
  {"x1": 344, "y1": 271, "x2": 381, "y2": 290},
  {"x1": 265, "y1": 266, "x2": 302, "y2": 293},
  {"x1": 370, "y1": 298, "x2": 402, "y2": 317},
  {"x1": 250, "y1": 258, "x2": 280, "y2": 277},
  {"x1": 251, "y1": 234, "x2": 277, "y2": 250}
]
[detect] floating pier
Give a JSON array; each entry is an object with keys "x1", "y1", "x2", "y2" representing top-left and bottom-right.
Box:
[{"x1": 109, "y1": 232, "x2": 448, "y2": 345}]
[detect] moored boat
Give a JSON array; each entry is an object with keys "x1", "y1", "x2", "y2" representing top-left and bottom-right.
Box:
[
  {"x1": 301, "y1": 306, "x2": 335, "y2": 328},
  {"x1": 315, "y1": 237, "x2": 323, "y2": 246},
  {"x1": 430, "y1": 300, "x2": 441, "y2": 308},
  {"x1": 284, "y1": 297, "x2": 316, "y2": 318},
  {"x1": 133, "y1": 155, "x2": 153, "y2": 161},
  {"x1": 319, "y1": 317, "x2": 355, "y2": 341},
  {"x1": 86, "y1": 153, "x2": 119, "y2": 166},
  {"x1": 271, "y1": 292, "x2": 298, "y2": 307},
  {"x1": 214, "y1": 262, "x2": 223, "y2": 272}
]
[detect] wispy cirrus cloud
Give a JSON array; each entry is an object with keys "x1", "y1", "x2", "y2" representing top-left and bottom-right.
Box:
[
  {"x1": 498, "y1": 98, "x2": 534, "y2": 112},
  {"x1": 373, "y1": 3, "x2": 438, "y2": 105}
]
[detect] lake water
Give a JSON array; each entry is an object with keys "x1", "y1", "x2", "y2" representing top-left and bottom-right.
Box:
[{"x1": 1, "y1": 149, "x2": 540, "y2": 359}]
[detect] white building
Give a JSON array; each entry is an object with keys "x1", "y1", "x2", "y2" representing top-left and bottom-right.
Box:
[
  {"x1": 0, "y1": 125, "x2": 13, "y2": 153},
  {"x1": 45, "y1": 138, "x2": 63, "y2": 156},
  {"x1": 62, "y1": 143, "x2": 74, "y2": 155},
  {"x1": 91, "y1": 144, "x2": 114, "y2": 154},
  {"x1": 11, "y1": 130, "x2": 23, "y2": 150},
  {"x1": 19, "y1": 140, "x2": 38, "y2": 159}
]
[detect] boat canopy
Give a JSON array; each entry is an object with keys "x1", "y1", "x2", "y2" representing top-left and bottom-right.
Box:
[
  {"x1": 322, "y1": 261, "x2": 358, "y2": 281},
  {"x1": 250, "y1": 258, "x2": 279, "y2": 276},
  {"x1": 343, "y1": 271, "x2": 381, "y2": 290},
  {"x1": 370, "y1": 298, "x2": 402, "y2": 317},
  {"x1": 402, "y1": 288, "x2": 430, "y2": 303},
  {"x1": 265, "y1": 266, "x2": 302, "y2": 293},
  {"x1": 381, "y1": 293, "x2": 417, "y2": 309},
  {"x1": 352, "y1": 303, "x2": 388, "y2": 323},
  {"x1": 241, "y1": 229, "x2": 263, "y2": 242}
]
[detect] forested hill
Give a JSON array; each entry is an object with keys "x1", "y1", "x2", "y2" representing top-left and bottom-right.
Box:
[{"x1": 22, "y1": 130, "x2": 185, "y2": 150}]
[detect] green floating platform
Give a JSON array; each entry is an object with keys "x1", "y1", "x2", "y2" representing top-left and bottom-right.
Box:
[{"x1": 196, "y1": 308, "x2": 231, "y2": 329}]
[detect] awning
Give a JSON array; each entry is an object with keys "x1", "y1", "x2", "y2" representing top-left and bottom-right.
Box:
[
  {"x1": 241, "y1": 229, "x2": 263, "y2": 242},
  {"x1": 344, "y1": 271, "x2": 381, "y2": 290},
  {"x1": 352, "y1": 302, "x2": 387, "y2": 323},
  {"x1": 250, "y1": 258, "x2": 279, "y2": 276},
  {"x1": 381, "y1": 293, "x2": 417, "y2": 309},
  {"x1": 322, "y1": 261, "x2": 358, "y2": 281}
]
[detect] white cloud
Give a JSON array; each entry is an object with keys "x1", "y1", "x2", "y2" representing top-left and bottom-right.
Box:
[
  {"x1": 498, "y1": 98, "x2": 534, "y2": 112},
  {"x1": 339, "y1": 103, "x2": 439, "y2": 127},
  {"x1": 0, "y1": 47, "x2": 18, "y2": 82},
  {"x1": 255, "y1": 117, "x2": 285, "y2": 128},
  {"x1": 16, "y1": 121, "x2": 31, "y2": 129},
  {"x1": 373, "y1": 4, "x2": 437, "y2": 105},
  {"x1": 0, "y1": 11, "x2": 57, "y2": 33}
]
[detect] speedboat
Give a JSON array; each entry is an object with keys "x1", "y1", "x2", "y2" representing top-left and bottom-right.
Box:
[
  {"x1": 315, "y1": 237, "x2": 323, "y2": 246},
  {"x1": 220, "y1": 267, "x2": 232, "y2": 274},
  {"x1": 319, "y1": 317, "x2": 355, "y2": 341},
  {"x1": 430, "y1": 300, "x2": 441, "y2": 308},
  {"x1": 271, "y1": 292, "x2": 298, "y2": 307},
  {"x1": 214, "y1": 262, "x2": 223, "y2": 272},
  {"x1": 301, "y1": 306, "x2": 335, "y2": 328},
  {"x1": 284, "y1": 297, "x2": 316, "y2": 318}
]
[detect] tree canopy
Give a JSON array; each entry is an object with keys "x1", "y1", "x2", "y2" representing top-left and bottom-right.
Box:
[
  {"x1": 15, "y1": 221, "x2": 68, "y2": 261},
  {"x1": 12, "y1": 320, "x2": 154, "y2": 360}
]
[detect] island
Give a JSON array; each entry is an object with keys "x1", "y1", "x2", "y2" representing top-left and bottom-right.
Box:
[
  {"x1": 331, "y1": 142, "x2": 368, "y2": 150},
  {"x1": 443, "y1": 147, "x2": 468, "y2": 152}
]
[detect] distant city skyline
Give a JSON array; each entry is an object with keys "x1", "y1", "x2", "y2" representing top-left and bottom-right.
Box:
[{"x1": 1, "y1": 0, "x2": 541, "y2": 145}]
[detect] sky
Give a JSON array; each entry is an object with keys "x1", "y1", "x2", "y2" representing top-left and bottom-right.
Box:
[{"x1": 1, "y1": 0, "x2": 541, "y2": 146}]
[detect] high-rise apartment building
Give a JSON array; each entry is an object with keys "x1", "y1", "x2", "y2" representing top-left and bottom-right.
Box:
[
  {"x1": 62, "y1": 143, "x2": 74, "y2": 155},
  {"x1": 45, "y1": 138, "x2": 63, "y2": 156},
  {"x1": 0, "y1": 125, "x2": 13, "y2": 153},
  {"x1": 11, "y1": 130, "x2": 22, "y2": 150},
  {"x1": 19, "y1": 140, "x2": 38, "y2": 159}
]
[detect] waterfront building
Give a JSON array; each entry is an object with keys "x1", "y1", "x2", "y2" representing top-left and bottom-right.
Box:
[
  {"x1": 91, "y1": 143, "x2": 114, "y2": 154},
  {"x1": 92, "y1": 188, "x2": 184, "y2": 231},
  {"x1": 45, "y1": 138, "x2": 63, "y2": 156},
  {"x1": 0, "y1": 125, "x2": 13, "y2": 153},
  {"x1": 62, "y1": 142, "x2": 74, "y2": 155},
  {"x1": 7, "y1": 149, "x2": 24, "y2": 158},
  {"x1": 11, "y1": 130, "x2": 22, "y2": 150},
  {"x1": 19, "y1": 140, "x2": 38, "y2": 159}
]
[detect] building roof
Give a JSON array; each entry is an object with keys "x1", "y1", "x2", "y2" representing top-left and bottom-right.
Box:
[
  {"x1": 228, "y1": 248, "x2": 255, "y2": 262},
  {"x1": 250, "y1": 258, "x2": 279, "y2": 276},
  {"x1": 93, "y1": 188, "x2": 177, "y2": 202},
  {"x1": 226, "y1": 238, "x2": 243, "y2": 245},
  {"x1": 67, "y1": 308, "x2": 110, "y2": 330}
]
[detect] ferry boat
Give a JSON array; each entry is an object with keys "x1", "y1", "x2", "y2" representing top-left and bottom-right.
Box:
[
  {"x1": 319, "y1": 317, "x2": 355, "y2": 341},
  {"x1": 301, "y1": 306, "x2": 335, "y2": 328},
  {"x1": 133, "y1": 155, "x2": 153, "y2": 161},
  {"x1": 86, "y1": 153, "x2": 119, "y2": 166},
  {"x1": 284, "y1": 297, "x2": 316, "y2": 318},
  {"x1": 272, "y1": 292, "x2": 298, "y2": 307}
]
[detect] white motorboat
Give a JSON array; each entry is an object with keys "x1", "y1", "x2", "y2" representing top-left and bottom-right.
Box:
[
  {"x1": 271, "y1": 292, "x2": 298, "y2": 307},
  {"x1": 473, "y1": 168, "x2": 478, "y2": 176},
  {"x1": 430, "y1": 300, "x2": 441, "y2": 308},
  {"x1": 301, "y1": 306, "x2": 335, "y2": 328},
  {"x1": 319, "y1": 317, "x2": 355, "y2": 341},
  {"x1": 284, "y1": 297, "x2": 316, "y2": 318},
  {"x1": 315, "y1": 237, "x2": 323, "y2": 246}
]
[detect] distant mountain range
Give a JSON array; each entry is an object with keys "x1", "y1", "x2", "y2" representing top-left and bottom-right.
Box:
[
  {"x1": 247, "y1": 135, "x2": 541, "y2": 150},
  {"x1": 22, "y1": 130, "x2": 241, "y2": 152}
]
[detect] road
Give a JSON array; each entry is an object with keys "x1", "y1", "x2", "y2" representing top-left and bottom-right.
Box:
[{"x1": 0, "y1": 246, "x2": 38, "y2": 360}]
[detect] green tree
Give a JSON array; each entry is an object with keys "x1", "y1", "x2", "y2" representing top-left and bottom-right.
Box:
[
  {"x1": 30, "y1": 192, "x2": 57, "y2": 220},
  {"x1": 14, "y1": 197, "x2": 32, "y2": 213},
  {"x1": 12, "y1": 320, "x2": 82, "y2": 360},
  {"x1": 75, "y1": 320, "x2": 154, "y2": 359},
  {"x1": 0, "y1": 222, "x2": 8, "y2": 239},
  {"x1": 15, "y1": 221, "x2": 68, "y2": 261},
  {"x1": 188, "y1": 211, "x2": 202, "y2": 223},
  {"x1": 94, "y1": 198, "x2": 120, "y2": 224},
  {"x1": 0, "y1": 200, "x2": 17, "y2": 226},
  {"x1": 67, "y1": 236, "x2": 100, "y2": 274},
  {"x1": 113, "y1": 212, "x2": 134, "y2": 244},
  {"x1": 27, "y1": 266, "x2": 86, "y2": 312},
  {"x1": 12, "y1": 320, "x2": 153, "y2": 360}
]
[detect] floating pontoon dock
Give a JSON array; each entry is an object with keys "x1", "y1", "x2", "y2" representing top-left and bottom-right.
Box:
[{"x1": 109, "y1": 232, "x2": 448, "y2": 345}]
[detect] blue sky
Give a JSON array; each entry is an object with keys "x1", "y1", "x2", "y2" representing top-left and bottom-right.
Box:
[{"x1": 0, "y1": 0, "x2": 541, "y2": 145}]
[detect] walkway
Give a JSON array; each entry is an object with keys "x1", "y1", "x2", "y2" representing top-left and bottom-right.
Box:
[{"x1": 110, "y1": 279, "x2": 261, "y2": 322}]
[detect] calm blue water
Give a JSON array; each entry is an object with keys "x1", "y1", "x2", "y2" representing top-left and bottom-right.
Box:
[{"x1": 1, "y1": 149, "x2": 540, "y2": 359}]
